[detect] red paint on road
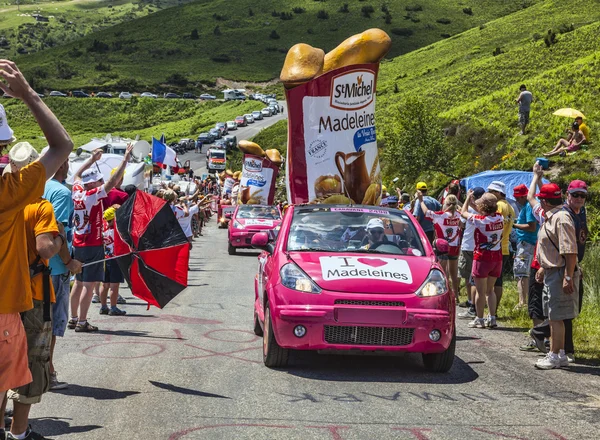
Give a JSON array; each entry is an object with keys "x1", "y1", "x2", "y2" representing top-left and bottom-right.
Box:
[
  {"x1": 182, "y1": 344, "x2": 261, "y2": 364},
  {"x1": 203, "y1": 329, "x2": 260, "y2": 343},
  {"x1": 101, "y1": 314, "x2": 222, "y2": 325},
  {"x1": 392, "y1": 428, "x2": 432, "y2": 440},
  {"x1": 82, "y1": 341, "x2": 166, "y2": 359}
]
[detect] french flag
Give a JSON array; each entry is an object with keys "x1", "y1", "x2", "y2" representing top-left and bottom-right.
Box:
[{"x1": 152, "y1": 137, "x2": 178, "y2": 168}]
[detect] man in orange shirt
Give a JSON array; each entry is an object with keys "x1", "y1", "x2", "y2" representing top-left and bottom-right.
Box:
[{"x1": 0, "y1": 60, "x2": 74, "y2": 440}]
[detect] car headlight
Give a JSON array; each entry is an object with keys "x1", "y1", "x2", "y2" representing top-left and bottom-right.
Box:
[
  {"x1": 233, "y1": 220, "x2": 244, "y2": 229},
  {"x1": 416, "y1": 269, "x2": 448, "y2": 297},
  {"x1": 280, "y1": 263, "x2": 321, "y2": 294}
]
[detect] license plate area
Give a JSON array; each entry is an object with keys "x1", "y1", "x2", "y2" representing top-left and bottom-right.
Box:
[{"x1": 334, "y1": 308, "x2": 406, "y2": 325}]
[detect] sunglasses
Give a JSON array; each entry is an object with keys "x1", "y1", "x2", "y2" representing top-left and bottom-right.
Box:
[
  {"x1": 370, "y1": 229, "x2": 385, "y2": 235},
  {"x1": 570, "y1": 192, "x2": 587, "y2": 199}
]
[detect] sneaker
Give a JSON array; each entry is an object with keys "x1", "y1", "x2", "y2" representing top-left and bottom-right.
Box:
[
  {"x1": 99, "y1": 306, "x2": 109, "y2": 315},
  {"x1": 458, "y1": 300, "x2": 471, "y2": 308},
  {"x1": 49, "y1": 372, "x2": 68, "y2": 391},
  {"x1": 558, "y1": 354, "x2": 569, "y2": 368},
  {"x1": 487, "y1": 316, "x2": 498, "y2": 329},
  {"x1": 108, "y1": 307, "x2": 127, "y2": 316},
  {"x1": 458, "y1": 309, "x2": 476, "y2": 319},
  {"x1": 519, "y1": 339, "x2": 537, "y2": 351},
  {"x1": 468, "y1": 318, "x2": 485, "y2": 329},
  {"x1": 535, "y1": 353, "x2": 560, "y2": 370},
  {"x1": 67, "y1": 318, "x2": 78, "y2": 330},
  {"x1": 566, "y1": 353, "x2": 575, "y2": 363},
  {"x1": 74, "y1": 321, "x2": 98, "y2": 333},
  {"x1": 7, "y1": 426, "x2": 50, "y2": 439},
  {"x1": 117, "y1": 295, "x2": 127, "y2": 305},
  {"x1": 91, "y1": 294, "x2": 100, "y2": 304},
  {"x1": 529, "y1": 329, "x2": 548, "y2": 354}
]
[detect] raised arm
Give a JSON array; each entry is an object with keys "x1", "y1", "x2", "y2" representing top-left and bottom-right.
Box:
[
  {"x1": 0, "y1": 60, "x2": 73, "y2": 179},
  {"x1": 527, "y1": 162, "x2": 543, "y2": 210},
  {"x1": 461, "y1": 190, "x2": 474, "y2": 220},
  {"x1": 74, "y1": 149, "x2": 102, "y2": 181},
  {"x1": 104, "y1": 143, "x2": 133, "y2": 193},
  {"x1": 416, "y1": 190, "x2": 429, "y2": 216}
]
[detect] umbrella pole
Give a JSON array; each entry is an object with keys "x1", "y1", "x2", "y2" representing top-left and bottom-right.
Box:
[{"x1": 81, "y1": 253, "x2": 132, "y2": 268}]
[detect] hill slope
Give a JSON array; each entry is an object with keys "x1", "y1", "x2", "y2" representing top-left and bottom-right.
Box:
[{"x1": 14, "y1": 0, "x2": 539, "y2": 90}]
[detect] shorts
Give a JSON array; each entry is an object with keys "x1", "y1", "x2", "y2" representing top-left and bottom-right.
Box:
[
  {"x1": 458, "y1": 250, "x2": 474, "y2": 280},
  {"x1": 494, "y1": 255, "x2": 512, "y2": 287},
  {"x1": 528, "y1": 266, "x2": 546, "y2": 320},
  {"x1": 567, "y1": 143, "x2": 581, "y2": 152},
  {"x1": 8, "y1": 300, "x2": 52, "y2": 403},
  {"x1": 74, "y1": 245, "x2": 105, "y2": 282},
  {"x1": 52, "y1": 273, "x2": 71, "y2": 337},
  {"x1": 519, "y1": 110, "x2": 530, "y2": 126},
  {"x1": 472, "y1": 258, "x2": 502, "y2": 279},
  {"x1": 513, "y1": 241, "x2": 536, "y2": 278},
  {"x1": 104, "y1": 259, "x2": 124, "y2": 284},
  {"x1": 0, "y1": 313, "x2": 32, "y2": 392},
  {"x1": 543, "y1": 266, "x2": 580, "y2": 321}
]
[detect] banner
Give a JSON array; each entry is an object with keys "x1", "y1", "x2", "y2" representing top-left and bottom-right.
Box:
[
  {"x1": 238, "y1": 154, "x2": 279, "y2": 205},
  {"x1": 285, "y1": 64, "x2": 381, "y2": 205}
]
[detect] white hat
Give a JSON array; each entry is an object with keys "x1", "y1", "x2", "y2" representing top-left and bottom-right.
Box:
[
  {"x1": 487, "y1": 181, "x2": 506, "y2": 195},
  {"x1": 8, "y1": 142, "x2": 39, "y2": 168},
  {"x1": 81, "y1": 168, "x2": 104, "y2": 184},
  {"x1": 0, "y1": 104, "x2": 16, "y2": 145},
  {"x1": 366, "y1": 218, "x2": 385, "y2": 230}
]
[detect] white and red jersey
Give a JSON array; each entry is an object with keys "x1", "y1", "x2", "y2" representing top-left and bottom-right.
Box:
[
  {"x1": 102, "y1": 219, "x2": 114, "y2": 258},
  {"x1": 468, "y1": 212, "x2": 503, "y2": 261},
  {"x1": 425, "y1": 210, "x2": 462, "y2": 256},
  {"x1": 171, "y1": 205, "x2": 187, "y2": 220},
  {"x1": 72, "y1": 180, "x2": 107, "y2": 247}
]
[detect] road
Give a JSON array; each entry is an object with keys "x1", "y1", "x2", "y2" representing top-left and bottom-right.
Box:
[{"x1": 22, "y1": 108, "x2": 600, "y2": 439}]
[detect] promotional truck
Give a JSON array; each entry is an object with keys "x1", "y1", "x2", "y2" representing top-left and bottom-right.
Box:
[{"x1": 206, "y1": 148, "x2": 227, "y2": 174}]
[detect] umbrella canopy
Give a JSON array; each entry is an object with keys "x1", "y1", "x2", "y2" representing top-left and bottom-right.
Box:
[
  {"x1": 114, "y1": 190, "x2": 189, "y2": 308},
  {"x1": 67, "y1": 153, "x2": 123, "y2": 185},
  {"x1": 553, "y1": 108, "x2": 586, "y2": 119}
]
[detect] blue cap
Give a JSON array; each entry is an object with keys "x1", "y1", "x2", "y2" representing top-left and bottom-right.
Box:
[
  {"x1": 380, "y1": 198, "x2": 389, "y2": 206},
  {"x1": 472, "y1": 187, "x2": 485, "y2": 199},
  {"x1": 387, "y1": 196, "x2": 398, "y2": 203}
]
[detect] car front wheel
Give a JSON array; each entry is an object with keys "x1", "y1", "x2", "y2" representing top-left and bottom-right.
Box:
[
  {"x1": 422, "y1": 331, "x2": 455, "y2": 373},
  {"x1": 253, "y1": 311, "x2": 263, "y2": 336},
  {"x1": 263, "y1": 302, "x2": 289, "y2": 368},
  {"x1": 228, "y1": 242, "x2": 236, "y2": 255}
]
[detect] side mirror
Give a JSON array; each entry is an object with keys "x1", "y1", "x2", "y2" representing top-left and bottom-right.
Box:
[{"x1": 251, "y1": 232, "x2": 274, "y2": 254}]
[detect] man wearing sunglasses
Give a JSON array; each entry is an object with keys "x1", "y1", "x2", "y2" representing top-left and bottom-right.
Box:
[{"x1": 365, "y1": 218, "x2": 389, "y2": 249}]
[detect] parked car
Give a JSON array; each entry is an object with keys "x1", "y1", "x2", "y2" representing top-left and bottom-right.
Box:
[
  {"x1": 197, "y1": 132, "x2": 215, "y2": 144},
  {"x1": 228, "y1": 205, "x2": 282, "y2": 255},
  {"x1": 209, "y1": 128, "x2": 222, "y2": 140},
  {"x1": 223, "y1": 135, "x2": 237, "y2": 151},
  {"x1": 235, "y1": 116, "x2": 247, "y2": 127},
  {"x1": 119, "y1": 92, "x2": 132, "y2": 99},
  {"x1": 96, "y1": 92, "x2": 113, "y2": 98},
  {"x1": 244, "y1": 114, "x2": 255, "y2": 124},
  {"x1": 49, "y1": 91, "x2": 68, "y2": 97},
  {"x1": 215, "y1": 122, "x2": 228, "y2": 136},
  {"x1": 213, "y1": 139, "x2": 228, "y2": 150},
  {"x1": 140, "y1": 92, "x2": 157, "y2": 98},
  {"x1": 180, "y1": 138, "x2": 195, "y2": 151},
  {"x1": 268, "y1": 105, "x2": 279, "y2": 115},
  {"x1": 169, "y1": 141, "x2": 185, "y2": 155},
  {"x1": 164, "y1": 93, "x2": 181, "y2": 99},
  {"x1": 261, "y1": 108, "x2": 272, "y2": 117},
  {"x1": 199, "y1": 94, "x2": 216, "y2": 100},
  {"x1": 251, "y1": 204, "x2": 456, "y2": 372},
  {"x1": 226, "y1": 121, "x2": 238, "y2": 131},
  {"x1": 252, "y1": 111, "x2": 263, "y2": 121},
  {"x1": 72, "y1": 90, "x2": 89, "y2": 98},
  {"x1": 183, "y1": 93, "x2": 197, "y2": 99}
]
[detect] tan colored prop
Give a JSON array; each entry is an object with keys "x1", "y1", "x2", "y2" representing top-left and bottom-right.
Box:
[
  {"x1": 280, "y1": 43, "x2": 325, "y2": 89},
  {"x1": 238, "y1": 140, "x2": 266, "y2": 157},
  {"x1": 323, "y1": 28, "x2": 391, "y2": 73}
]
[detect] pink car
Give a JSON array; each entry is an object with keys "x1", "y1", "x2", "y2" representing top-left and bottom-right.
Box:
[
  {"x1": 228, "y1": 205, "x2": 282, "y2": 255},
  {"x1": 251, "y1": 204, "x2": 455, "y2": 372}
]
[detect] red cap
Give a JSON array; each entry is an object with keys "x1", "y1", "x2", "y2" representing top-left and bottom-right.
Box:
[
  {"x1": 535, "y1": 183, "x2": 562, "y2": 199},
  {"x1": 513, "y1": 184, "x2": 528, "y2": 198},
  {"x1": 567, "y1": 180, "x2": 588, "y2": 194}
]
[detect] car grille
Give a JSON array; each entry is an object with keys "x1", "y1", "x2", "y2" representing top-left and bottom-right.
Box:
[
  {"x1": 324, "y1": 325, "x2": 414, "y2": 346},
  {"x1": 334, "y1": 300, "x2": 405, "y2": 307}
]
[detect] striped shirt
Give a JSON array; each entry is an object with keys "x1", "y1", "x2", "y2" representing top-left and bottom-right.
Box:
[{"x1": 536, "y1": 207, "x2": 578, "y2": 269}]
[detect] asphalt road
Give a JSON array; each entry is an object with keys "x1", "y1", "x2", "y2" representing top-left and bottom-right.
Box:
[{"x1": 23, "y1": 108, "x2": 600, "y2": 439}]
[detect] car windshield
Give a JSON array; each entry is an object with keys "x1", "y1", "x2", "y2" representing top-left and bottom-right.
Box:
[
  {"x1": 287, "y1": 207, "x2": 425, "y2": 256},
  {"x1": 210, "y1": 151, "x2": 225, "y2": 159},
  {"x1": 237, "y1": 206, "x2": 281, "y2": 220}
]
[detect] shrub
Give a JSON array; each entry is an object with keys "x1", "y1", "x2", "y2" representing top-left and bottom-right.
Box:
[
  {"x1": 394, "y1": 83, "x2": 399, "y2": 93},
  {"x1": 437, "y1": 18, "x2": 451, "y2": 24},
  {"x1": 441, "y1": 33, "x2": 451, "y2": 38},
  {"x1": 292, "y1": 7, "x2": 305, "y2": 13},
  {"x1": 213, "y1": 13, "x2": 226, "y2": 21},
  {"x1": 492, "y1": 46, "x2": 504, "y2": 56},
  {"x1": 317, "y1": 10, "x2": 329, "y2": 19},
  {"x1": 307, "y1": 28, "x2": 315, "y2": 34},
  {"x1": 55, "y1": 60, "x2": 76, "y2": 79},
  {"x1": 271, "y1": 11, "x2": 280, "y2": 17},
  {"x1": 405, "y1": 5, "x2": 422, "y2": 11},
  {"x1": 361, "y1": 5, "x2": 375, "y2": 17},
  {"x1": 166, "y1": 73, "x2": 188, "y2": 86},
  {"x1": 463, "y1": 7, "x2": 473, "y2": 15},
  {"x1": 558, "y1": 23, "x2": 575, "y2": 34},
  {"x1": 269, "y1": 30, "x2": 280, "y2": 39},
  {"x1": 544, "y1": 29, "x2": 557, "y2": 47},
  {"x1": 95, "y1": 62, "x2": 111, "y2": 71},
  {"x1": 68, "y1": 47, "x2": 82, "y2": 58},
  {"x1": 391, "y1": 28, "x2": 413, "y2": 37},
  {"x1": 88, "y1": 39, "x2": 109, "y2": 53},
  {"x1": 339, "y1": 3, "x2": 349, "y2": 13},
  {"x1": 213, "y1": 25, "x2": 221, "y2": 36},
  {"x1": 211, "y1": 54, "x2": 231, "y2": 63},
  {"x1": 248, "y1": 8, "x2": 254, "y2": 16},
  {"x1": 381, "y1": 4, "x2": 389, "y2": 13},
  {"x1": 190, "y1": 29, "x2": 199, "y2": 40},
  {"x1": 280, "y1": 12, "x2": 293, "y2": 20}
]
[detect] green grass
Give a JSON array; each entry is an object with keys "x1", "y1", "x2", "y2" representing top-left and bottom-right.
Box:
[
  {"x1": 11, "y1": 0, "x2": 539, "y2": 90},
  {"x1": 2, "y1": 97, "x2": 263, "y2": 149}
]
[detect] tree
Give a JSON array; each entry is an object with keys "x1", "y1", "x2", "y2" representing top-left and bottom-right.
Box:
[
  {"x1": 381, "y1": 97, "x2": 456, "y2": 183},
  {"x1": 214, "y1": 25, "x2": 221, "y2": 36},
  {"x1": 190, "y1": 28, "x2": 199, "y2": 40}
]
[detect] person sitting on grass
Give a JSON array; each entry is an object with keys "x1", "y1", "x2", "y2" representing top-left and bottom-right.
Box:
[{"x1": 544, "y1": 122, "x2": 586, "y2": 157}]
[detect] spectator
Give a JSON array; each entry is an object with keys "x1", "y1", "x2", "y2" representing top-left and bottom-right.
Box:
[
  {"x1": 544, "y1": 122, "x2": 586, "y2": 157},
  {"x1": 0, "y1": 104, "x2": 16, "y2": 146},
  {"x1": 387, "y1": 196, "x2": 399, "y2": 209},
  {"x1": 532, "y1": 179, "x2": 580, "y2": 370},
  {"x1": 104, "y1": 168, "x2": 129, "y2": 207},
  {"x1": 412, "y1": 181, "x2": 441, "y2": 244},
  {"x1": 0, "y1": 59, "x2": 73, "y2": 440},
  {"x1": 43, "y1": 158, "x2": 83, "y2": 391},
  {"x1": 487, "y1": 181, "x2": 515, "y2": 311},
  {"x1": 457, "y1": 187, "x2": 485, "y2": 318},
  {"x1": 574, "y1": 116, "x2": 590, "y2": 143},
  {"x1": 512, "y1": 184, "x2": 539, "y2": 309},
  {"x1": 5, "y1": 152, "x2": 65, "y2": 439},
  {"x1": 68, "y1": 144, "x2": 132, "y2": 333},
  {"x1": 516, "y1": 84, "x2": 533, "y2": 135},
  {"x1": 399, "y1": 193, "x2": 411, "y2": 211},
  {"x1": 99, "y1": 207, "x2": 127, "y2": 316},
  {"x1": 460, "y1": 191, "x2": 504, "y2": 329}
]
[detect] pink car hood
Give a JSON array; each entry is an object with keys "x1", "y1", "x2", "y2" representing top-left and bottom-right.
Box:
[
  {"x1": 235, "y1": 218, "x2": 281, "y2": 230},
  {"x1": 288, "y1": 252, "x2": 434, "y2": 294}
]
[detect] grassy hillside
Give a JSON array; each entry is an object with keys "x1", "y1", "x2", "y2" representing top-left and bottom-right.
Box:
[
  {"x1": 2, "y1": 98, "x2": 262, "y2": 149},
  {"x1": 13, "y1": 0, "x2": 539, "y2": 90}
]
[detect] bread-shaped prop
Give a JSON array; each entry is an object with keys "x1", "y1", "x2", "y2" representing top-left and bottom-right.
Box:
[
  {"x1": 314, "y1": 174, "x2": 342, "y2": 198},
  {"x1": 265, "y1": 149, "x2": 283, "y2": 165},
  {"x1": 238, "y1": 140, "x2": 266, "y2": 157},
  {"x1": 233, "y1": 170, "x2": 242, "y2": 180},
  {"x1": 225, "y1": 169, "x2": 234, "y2": 177},
  {"x1": 323, "y1": 28, "x2": 391, "y2": 74},
  {"x1": 280, "y1": 43, "x2": 325, "y2": 89}
]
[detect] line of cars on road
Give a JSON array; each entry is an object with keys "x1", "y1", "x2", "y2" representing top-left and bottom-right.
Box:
[{"x1": 3, "y1": 91, "x2": 218, "y2": 100}]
